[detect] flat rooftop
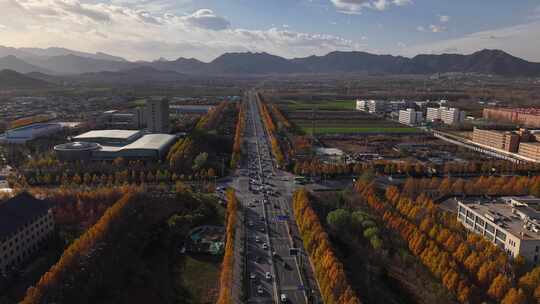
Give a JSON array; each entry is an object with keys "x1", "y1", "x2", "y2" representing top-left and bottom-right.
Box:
[
  {"x1": 460, "y1": 197, "x2": 540, "y2": 241},
  {"x1": 98, "y1": 133, "x2": 176, "y2": 152},
  {"x1": 74, "y1": 130, "x2": 141, "y2": 141}
]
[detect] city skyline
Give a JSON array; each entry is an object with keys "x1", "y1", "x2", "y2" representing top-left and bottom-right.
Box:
[{"x1": 1, "y1": 0, "x2": 539, "y2": 62}]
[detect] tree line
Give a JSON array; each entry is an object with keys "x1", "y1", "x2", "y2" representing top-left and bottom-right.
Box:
[
  {"x1": 354, "y1": 179, "x2": 540, "y2": 303},
  {"x1": 292, "y1": 158, "x2": 540, "y2": 180},
  {"x1": 293, "y1": 189, "x2": 361, "y2": 304},
  {"x1": 258, "y1": 99, "x2": 285, "y2": 167},
  {"x1": 401, "y1": 175, "x2": 540, "y2": 198},
  {"x1": 21, "y1": 190, "x2": 142, "y2": 303},
  {"x1": 230, "y1": 103, "x2": 245, "y2": 169},
  {"x1": 217, "y1": 189, "x2": 238, "y2": 304}
]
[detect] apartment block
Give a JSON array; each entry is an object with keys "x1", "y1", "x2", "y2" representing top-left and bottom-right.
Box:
[
  {"x1": 356, "y1": 99, "x2": 369, "y2": 111},
  {"x1": 426, "y1": 107, "x2": 441, "y2": 122},
  {"x1": 146, "y1": 98, "x2": 170, "y2": 133},
  {"x1": 519, "y1": 142, "x2": 540, "y2": 161},
  {"x1": 483, "y1": 108, "x2": 540, "y2": 128},
  {"x1": 472, "y1": 128, "x2": 520, "y2": 152},
  {"x1": 0, "y1": 193, "x2": 55, "y2": 274},
  {"x1": 457, "y1": 197, "x2": 540, "y2": 265},
  {"x1": 426, "y1": 107, "x2": 465, "y2": 125},
  {"x1": 399, "y1": 108, "x2": 423, "y2": 125}
]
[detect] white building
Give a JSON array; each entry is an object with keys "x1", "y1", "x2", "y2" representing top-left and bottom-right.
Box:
[
  {"x1": 0, "y1": 192, "x2": 55, "y2": 273},
  {"x1": 356, "y1": 99, "x2": 369, "y2": 112},
  {"x1": 426, "y1": 107, "x2": 465, "y2": 125},
  {"x1": 426, "y1": 107, "x2": 441, "y2": 122},
  {"x1": 0, "y1": 123, "x2": 63, "y2": 144},
  {"x1": 399, "y1": 109, "x2": 423, "y2": 125},
  {"x1": 457, "y1": 197, "x2": 540, "y2": 265},
  {"x1": 146, "y1": 98, "x2": 170, "y2": 133},
  {"x1": 55, "y1": 129, "x2": 177, "y2": 161}
]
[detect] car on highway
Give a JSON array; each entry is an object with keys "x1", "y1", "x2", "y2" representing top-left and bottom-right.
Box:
[
  {"x1": 257, "y1": 285, "x2": 264, "y2": 295},
  {"x1": 250, "y1": 272, "x2": 256, "y2": 280},
  {"x1": 248, "y1": 221, "x2": 254, "y2": 227},
  {"x1": 280, "y1": 294, "x2": 288, "y2": 303},
  {"x1": 262, "y1": 243, "x2": 268, "y2": 250},
  {"x1": 255, "y1": 236, "x2": 260, "y2": 242},
  {"x1": 259, "y1": 227, "x2": 265, "y2": 232},
  {"x1": 265, "y1": 272, "x2": 271, "y2": 280}
]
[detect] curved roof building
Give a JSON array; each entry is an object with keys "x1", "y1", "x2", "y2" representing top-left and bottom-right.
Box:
[{"x1": 54, "y1": 130, "x2": 176, "y2": 161}]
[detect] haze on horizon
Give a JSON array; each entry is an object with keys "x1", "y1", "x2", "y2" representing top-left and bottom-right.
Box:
[{"x1": 1, "y1": 0, "x2": 540, "y2": 62}]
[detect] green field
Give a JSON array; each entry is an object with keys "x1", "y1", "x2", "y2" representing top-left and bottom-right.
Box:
[
  {"x1": 283, "y1": 100, "x2": 355, "y2": 111},
  {"x1": 299, "y1": 126, "x2": 421, "y2": 134},
  {"x1": 177, "y1": 254, "x2": 221, "y2": 303}
]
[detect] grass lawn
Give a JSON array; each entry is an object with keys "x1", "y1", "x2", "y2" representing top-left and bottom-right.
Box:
[
  {"x1": 299, "y1": 126, "x2": 421, "y2": 134},
  {"x1": 178, "y1": 254, "x2": 221, "y2": 304},
  {"x1": 284, "y1": 100, "x2": 355, "y2": 111}
]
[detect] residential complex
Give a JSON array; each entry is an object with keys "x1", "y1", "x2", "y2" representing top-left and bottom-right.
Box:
[
  {"x1": 356, "y1": 99, "x2": 414, "y2": 115},
  {"x1": 146, "y1": 98, "x2": 170, "y2": 133},
  {"x1": 457, "y1": 197, "x2": 540, "y2": 265},
  {"x1": 398, "y1": 108, "x2": 423, "y2": 125},
  {"x1": 470, "y1": 127, "x2": 540, "y2": 161},
  {"x1": 54, "y1": 129, "x2": 176, "y2": 161},
  {"x1": 518, "y1": 142, "x2": 540, "y2": 161},
  {"x1": 0, "y1": 193, "x2": 55, "y2": 274},
  {"x1": 483, "y1": 108, "x2": 540, "y2": 128},
  {"x1": 426, "y1": 107, "x2": 466, "y2": 125},
  {"x1": 472, "y1": 128, "x2": 521, "y2": 152}
]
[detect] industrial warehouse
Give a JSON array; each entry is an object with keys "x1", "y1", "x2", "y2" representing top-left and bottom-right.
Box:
[{"x1": 54, "y1": 129, "x2": 176, "y2": 161}]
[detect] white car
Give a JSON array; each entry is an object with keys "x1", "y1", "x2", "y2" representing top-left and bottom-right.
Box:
[
  {"x1": 250, "y1": 272, "x2": 256, "y2": 280},
  {"x1": 280, "y1": 294, "x2": 287, "y2": 302},
  {"x1": 262, "y1": 243, "x2": 268, "y2": 250},
  {"x1": 265, "y1": 272, "x2": 271, "y2": 280},
  {"x1": 255, "y1": 236, "x2": 260, "y2": 242},
  {"x1": 257, "y1": 285, "x2": 264, "y2": 295}
]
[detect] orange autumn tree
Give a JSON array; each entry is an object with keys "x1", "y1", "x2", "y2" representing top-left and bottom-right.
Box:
[
  {"x1": 217, "y1": 189, "x2": 238, "y2": 304},
  {"x1": 230, "y1": 103, "x2": 245, "y2": 169},
  {"x1": 258, "y1": 96, "x2": 285, "y2": 166},
  {"x1": 293, "y1": 188, "x2": 361, "y2": 304}
]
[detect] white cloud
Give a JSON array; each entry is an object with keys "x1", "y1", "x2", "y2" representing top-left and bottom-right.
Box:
[
  {"x1": 330, "y1": 0, "x2": 411, "y2": 14},
  {"x1": 0, "y1": 24, "x2": 6, "y2": 31},
  {"x1": 181, "y1": 9, "x2": 230, "y2": 30},
  {"x1": 428, "y1": 24, "x2": 446, "y2": 33},
  {"x1": 439, "y1": 15, "x2": 450, "y2": 23},
  {"x1": 393, "y1": 0, "x2": 412, "y2": 6},
  {"x1": 403, "y1": 20, "x2": 540, "y2": 62},
  {"x1": 0, "y1": 0, "x2": 367, "y2": 61},
  {"x1": 416, "y1": 26, "x2": 425, "y2": 32}
]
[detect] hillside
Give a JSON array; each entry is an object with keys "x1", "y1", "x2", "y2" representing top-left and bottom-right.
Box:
[
  {"x1": 1, "y1": 48, "x2": 540, "y2": 77},
  {"x1": 0, "y1": 69, "x2": 54, "y2": 89}
]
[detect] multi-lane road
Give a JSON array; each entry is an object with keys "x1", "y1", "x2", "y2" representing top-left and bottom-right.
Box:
[{"x1": 229, "y1": 90, "x2": 321, "y2": 304}]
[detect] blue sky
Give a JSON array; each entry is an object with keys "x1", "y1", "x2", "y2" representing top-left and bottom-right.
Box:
[{"x1": 1, "y1": 0, "x2": 540, "y2": 61}]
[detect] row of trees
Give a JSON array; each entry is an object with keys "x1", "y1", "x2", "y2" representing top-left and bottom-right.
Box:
[
  {"x1": 258, "y1": 99, "x2": 285, "y2": 166},
  {"x1": 293, "y1": 158, "x2": 540, "y2": 180},
  {"x1": 22, "y1": 190, "x2": 142, "y2": 303},
  {"x1": 293, "y1": 189, "x2": 361, "y2": 304},
  {"x1": 269, "y1": 104, "x2": 291, "y2": 130},
  {"x1": 401, "y1": 175, "x2": 540, "y2": 198},
  {"x1": 354, "y1": 180, "x2": 538, "y2": 303},
  {"x1": 230, "y1": 103, "x2": 245, "y2": 169},
  {"x1": 217, "y1": 189, "x2": 238, "y2": 304},
  {"x1": 195, "y1": 101, "x2": 228, "y2": 130},
  {"x1": 381, "y1": 159, "x2": 540, "y2": 176},
  {"x1": 22, "y1": 167, "x2": 217, "y2": 187}
]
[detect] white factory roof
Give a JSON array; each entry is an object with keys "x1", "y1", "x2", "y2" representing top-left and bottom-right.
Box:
[
  {"x1": 74, "y1": 130, "x2": 141, "y2": 141},
  {"x1": 98, "y1": 134, "x2": 176, "y2": 152}
]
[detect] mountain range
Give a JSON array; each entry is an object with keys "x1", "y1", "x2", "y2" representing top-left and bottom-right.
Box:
[{"x1": 0, "y1": 46, "x2": 539, "y2": 78}]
